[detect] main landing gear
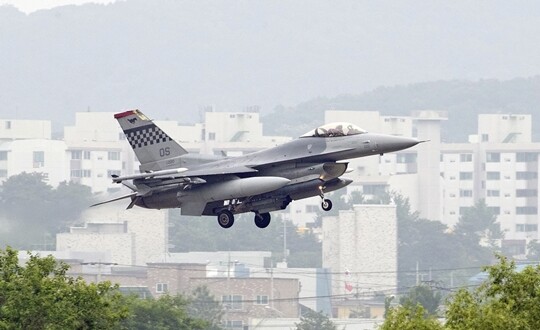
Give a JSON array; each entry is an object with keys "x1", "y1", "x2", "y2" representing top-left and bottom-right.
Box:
[
  {"x1": 216, "y1": 210, "x2": 272, "y2": 229},
  {"x1": 217, "y1": 210, "x2": 234, "y2": 229},
  {"x1": 254, "y1": 212, "x2": 271, "y2": 228}
]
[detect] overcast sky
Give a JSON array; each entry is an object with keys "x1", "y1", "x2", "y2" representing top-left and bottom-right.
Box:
[{"x1": 0, "y1": 0, "x2": 115, "y2": 13}]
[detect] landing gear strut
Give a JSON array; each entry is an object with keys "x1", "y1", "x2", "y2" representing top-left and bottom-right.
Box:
[
  {"x1": 254, "y1": 212, "x2": 271, "y2": 228},
  {"x1": 319, "y1": 185, "x2": 332, "y2": 211},
  {"x1": 217, "y1": 210, "x2": 234, "y2": 228}
]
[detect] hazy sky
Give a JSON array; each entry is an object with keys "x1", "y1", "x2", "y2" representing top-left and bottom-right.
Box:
[
  {"x1": 1, "y1": 0, "x2": 539, "y2": 126},
  {"x1": 0, "y1": 0, "x2": 115, "y2": 13}
]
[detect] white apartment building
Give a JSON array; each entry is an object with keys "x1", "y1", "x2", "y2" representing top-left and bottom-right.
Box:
[
  {"x1": 0, "y1": 119, "x2": 60, "y2": 184},
  {"x1": 0, "y1": 119, "x2": 51, "y2": 140},
  {"x1": 1, "y1": 109, "x2": 290, "y2": 194},
  {"x1": 56, "y1": 201, "x2": 168, "y2": 266},
  {"x1": 317, "y1": 111, "x2": 539, "y2": 256}
]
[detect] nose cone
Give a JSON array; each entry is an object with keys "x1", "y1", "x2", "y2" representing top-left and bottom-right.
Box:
[{"x1": 378, "y1": 135, "x2": 424, "y2": 153}]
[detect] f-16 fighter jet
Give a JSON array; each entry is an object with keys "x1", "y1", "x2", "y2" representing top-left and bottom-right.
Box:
[{"x1": 93, "y1": 110, "x2": 422, "y2": 228}]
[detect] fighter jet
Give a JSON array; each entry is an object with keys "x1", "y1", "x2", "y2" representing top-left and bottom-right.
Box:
[{"x1": 92, "y1": 110, "x2": 422, "y2": 228}]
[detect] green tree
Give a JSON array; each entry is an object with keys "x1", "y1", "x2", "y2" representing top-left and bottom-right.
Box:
[
  {"x1": 295, "y1": 310, "x2": 338, "y2": 330},
  {"x1": 526, "y1": 239, "x2": 540, "y2": 261},
  {"x1": 399, "y1": 285, "x2": 442, "y2": 316},
  {"x1": 122, "y1": 294, "x2": 208, "y2": 330},
  {"x1": 445, "y1": 255, "x2": 540, "y2": 330},
  {"x1": 380, "y1": 304, "x2": 443, "y2": 330},
  {"x1": 394, "y1": 192, "x2": 490, "y2": 288},
  {"x1": 0, "y1": 246, "x2": 128, "y2": 329},
  {"x1": 187, "y1": 286, "x2": 223, "y2": 329},
  {"x1": 395, "y1": 193, "x2": 467, "y2": 287},
  {"x1": 0, "y1": 173, "x2": 93, "y2": 249},
  {"x1": 381, "y1": 255, "x2": 540, "y2": 330},
  {"x1": 454, "y1": 199, "x2": 503, "y2": 245},
  {"x1": 169, "y1": 212, "x2": 322, "y2": 267}
]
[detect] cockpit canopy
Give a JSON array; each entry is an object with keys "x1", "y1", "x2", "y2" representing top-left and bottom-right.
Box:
[{"x1": 301, "y1": 122, "x2": 367, "y2": 138}]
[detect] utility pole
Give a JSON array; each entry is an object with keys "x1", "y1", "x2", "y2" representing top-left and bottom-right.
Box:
[
  {"x1": 81, "y1": 261, "x2": 117, "y2": 283},
  {"x1": 283, "y1": 220, "x2": 287, "y2": 264},
  {"x1": 270, "y1": 260, "x2": 274, "y2": 309}
]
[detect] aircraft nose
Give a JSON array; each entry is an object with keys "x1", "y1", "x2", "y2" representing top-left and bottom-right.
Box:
[
  {"x1": 377, "y1": 135, "x2": 425, "y2": 153},
  {"x1": 392, "y1": 136, "x2": 423, "y2": 149}
]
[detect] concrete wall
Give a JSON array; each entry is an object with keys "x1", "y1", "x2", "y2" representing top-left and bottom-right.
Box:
[{"x1": 322, "y1": 204, "x2": 397, "y2": 297}]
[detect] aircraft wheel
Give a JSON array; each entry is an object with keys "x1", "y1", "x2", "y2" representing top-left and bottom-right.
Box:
[
  {"x1": 217, "y1": 210, "x2": 235, "y2": 228},
  {"x1": 321, "y1": 199, "x2": 333, "y2": 211},
  {"x1": 254, "y1": 212, "x2": 271, "y2": 228}
]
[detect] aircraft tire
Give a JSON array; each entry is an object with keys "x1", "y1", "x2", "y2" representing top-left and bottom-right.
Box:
[
  {"x1": 254, "y1": 212, "x2": 271, "y2": 228},
  {"x1": 217, "y1": 210, "x2": 235, "y2": 228},
  {"x1": 321, "y1": 199, "x2": 333, "y2": 211}
]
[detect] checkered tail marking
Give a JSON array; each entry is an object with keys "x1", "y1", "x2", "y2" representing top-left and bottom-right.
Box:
[{"x1": 125, "y1": 125, "x2": 173, "y2": 149}]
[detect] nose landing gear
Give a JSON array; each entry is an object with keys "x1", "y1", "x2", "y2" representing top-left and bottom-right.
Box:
[
  {"x1": 319, "y1": 185, "x2": 333, "y2": 211},
  {"x1": 321, "y1": 198, "x2": 333, "y2": 211}
]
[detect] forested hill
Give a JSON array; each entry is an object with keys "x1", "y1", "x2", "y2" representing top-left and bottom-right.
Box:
[
  {"x1": 262, "y1": 77, "x2": 540, "y2": 142},
  {"x1": 2, "y1": 1, "x2": 540, "y2": 130}
]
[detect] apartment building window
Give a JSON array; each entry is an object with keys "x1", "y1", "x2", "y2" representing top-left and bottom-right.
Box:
[
  {"x1": 459, "y1": 172, "x2": 473, "y2": 180},
  {"x1": 222, "y1": 295, "x2": 242, "y2": 310},
  {"x1": 516, "y1": 224, "x2": 538, "y2": 232},
  {"x1": 460, "y1": 190, "x2": 473, "y2": 197},
  {"x1": 305, "y1": 205, "x2": 319, "y2": 213},
  {"x1": 33, "y1": 151, "x2": 44, "y2": 168},
  {"x1": 83, "y1": 151, "x2": 91, "y2": 160},
  {"x1": 208, "y1": 132, "x2": 216, "y2": 141},
  {"x1": 255, "y1": 295, "x2": 269, "y2": 305},
  {"x1": 71, "y1": 150, "x2": 82, "y2": 160},
  {"x1": 460, "y1": 154, "x2": 472, "y2": 162},
  {"x1": 502, "y1": 241, "x2": 526, "y2": 256},
  {"x1": 82, "y1": 170, "x2": 91, "y2": 178},
  {"x1": 487, "y1": 190, "x2": 500, "y2": 197},
  {"x1": 516, "y1": 207, "x2": 538, "y2": 215},
  {"x1": 108, "y1": 151, "x2": 120, "y2": 161},
  {"x1": 516, "y1": 152, "x2": 538, "y2": 162},
  {"x1": 71, "y1": 170, "x2": 81, "y2": 178},
  {"x1": 516, "y1": 189, "x2": 538, "y2": 197},
  {"x1": 482, "y1": 134, "x2": 489, "y2": 142},
  {"x1": 486, "y1": 152, "x2": 500, "y2": 162},
  {"x1": 0, "y1": 151, "x2": 7, "y2": 161},
  {"x1": 516, "y1": 171, "x2": 538, "y2": 180},
  {"x1": 156, "y1": 283, "x2": 168, "y2": 293},
  {"x1": 5, "y1": 121, "x2": 11, "y2": 129},
  {"x1": 0, "y1": 170, "x2": 7, "y2": 178},
  {"x1": 488, "y1": 207, "x2": 501, "y2": 215},
  {"x1": 397, "y1": 153, "x2": 416, "y2": 164},
  {"x1": 363, "y1": 184, "x2": 386, "y2": 195},
  {"x1": 224, "y1": 320, "x2": 243, "y2": 329},
  {"x1": 486, "y1": 172, "x2": 500, "y2": 180}
]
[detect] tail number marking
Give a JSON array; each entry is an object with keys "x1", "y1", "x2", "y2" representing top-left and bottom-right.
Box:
[{"x1": 159, "y1": 147, "x2": 171, "y2": 157}]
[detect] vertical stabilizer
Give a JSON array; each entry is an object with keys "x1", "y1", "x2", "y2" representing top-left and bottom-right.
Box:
[{"x1": 115, "y1": 109, "x2": 188, "y2": 171}]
